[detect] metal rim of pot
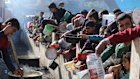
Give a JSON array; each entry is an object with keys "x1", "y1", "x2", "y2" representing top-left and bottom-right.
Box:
[{"x1": 8, "y1": 71, "x2": 43, "y2": 78}]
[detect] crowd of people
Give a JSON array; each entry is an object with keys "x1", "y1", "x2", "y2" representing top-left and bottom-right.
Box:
[
  {"x1": 1, "y1": 2, "x2": 140, "y2": 79},
  {"x1": 26, "y1": 2, "x2": 135, "y2": 79}
]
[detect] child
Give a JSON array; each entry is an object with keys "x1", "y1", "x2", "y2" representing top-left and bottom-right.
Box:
[
  {"x1": 121, "y1": 52, "x2": 130, "y2": 79},
  {"x1": 104, "y1": 28, "x2": 111, "y2": 38},
  {"x1": 99, "y1": 26, "x2": 107, "y2": 35},
  {"x1": 107, "y1": 52, "x2": 131, "y2": 79}
]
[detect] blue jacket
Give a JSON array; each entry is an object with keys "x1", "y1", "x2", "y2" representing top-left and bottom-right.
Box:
[{"x1": 88, "y1": 35, "x2": 104, "y2": 42}]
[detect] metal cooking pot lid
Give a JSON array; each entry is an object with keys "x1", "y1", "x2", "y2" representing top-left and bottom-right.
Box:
[
  {"x1": 132, "y1": 8, "x2": 140, "y2": 25},
  {"x1": 45, "y1": 48, "x2": 57, "y2": 60},
  {"x1": 8, "y1": 71, "x2": 43, "y2": 78}
]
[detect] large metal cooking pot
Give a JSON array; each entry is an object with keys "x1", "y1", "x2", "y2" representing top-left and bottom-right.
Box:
[
  {"x1": 17, "y1": 56, "x2": 40, "y2": 67},
  {"x1": 8, "y1": 71, "x2": 43, "y2": 79}
]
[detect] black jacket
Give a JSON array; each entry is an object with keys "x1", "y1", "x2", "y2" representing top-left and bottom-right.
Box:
[{"x1": 51, "y1": 8, "x2": 72, "y2": 24}]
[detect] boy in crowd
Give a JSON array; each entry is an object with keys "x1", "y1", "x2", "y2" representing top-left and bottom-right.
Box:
[
  {"x1": 95, "y1": 12, "x2": 139, "y2": 57},
  {"x1": 48, "y1": 2, "x2": 72, "y2": 24}
]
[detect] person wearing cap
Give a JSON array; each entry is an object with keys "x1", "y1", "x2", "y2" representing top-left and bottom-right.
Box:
[
  {"x1": 0, "y1": 18, "x2": 23, "y2": 78},
  {"x1": 95, "y1": 13, "x2": 137, "y2": 57},
  {"x1": 48, "y1": 2, "x2": 72, "y2": 24}
]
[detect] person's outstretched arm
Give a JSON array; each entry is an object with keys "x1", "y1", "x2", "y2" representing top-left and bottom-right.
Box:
[
  {"x1": 96, "y1": 24, "x2": 140, "y2": 56},
  {"x1": 108, "y1": 24, "x2": 140, "y2": 44}
]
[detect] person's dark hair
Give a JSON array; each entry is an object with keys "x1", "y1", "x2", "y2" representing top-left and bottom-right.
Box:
[
  {"x1": 100, "y1": 26, "x2": 107, "y2": 30},
  {"x1": 48, "y1": 2, "x2": 57, "y2": 8},
  {"x1": 85, "y1": 20, "x2": 96, "y2": 27},
  {"x1": 40, "y1": 11, "x2": 44, "y2": 14},
  {"x1": 90, "y1": 9, "x2": 96, "y2": 13},
  {"x1": 116, "y1": 13, "x2": 132, "y2": 22},
  {"x1": 113, "y1": 8, "x2": 122, "y2": 14},
  {"x1": 59, "y1": 2, "x2": 64, "y2": 6},
  {"x1": 81, "y1": 10, "x2": 88, "y2": 15},
  {"x1": 115, "y1": 11, "x2": 123, "y2": 17},
  {"x1": 105, "y1": 28, "x2": 112, "y2": 35},
  {"x1": 5, "y1": 18, "x2": 20, "y2": 30},
  {"x1": 34, "y1": 16, "x2": 39, "y2": 20},
  {"x1": 101, "y1": 10, "x2": 109, "y2": 15},
  {"x1": 73, "y1": 13, "x2": 80, "y2": 17},
  {"x1": 123, "y1": 52, "x2": 131, "y2": 61},
  {"x1": 89, "y1": 11, "x2": 99, "y2": 21}
]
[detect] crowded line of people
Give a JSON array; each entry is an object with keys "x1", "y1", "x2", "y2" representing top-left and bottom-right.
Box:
[
  {"x1": 1, "y1": 2, "x2": 140, "y2": 79},
  {"x1": 20, "y1": 3, "x2": 138, "y2": 79}
]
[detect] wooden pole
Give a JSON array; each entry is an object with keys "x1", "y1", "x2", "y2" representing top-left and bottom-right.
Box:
[
  {"x1": 9, "y1": 37, "x2": 20, "y2": 66},
  {"x1": 9, "y1": 36, "x2": 24, "y2": 79}
]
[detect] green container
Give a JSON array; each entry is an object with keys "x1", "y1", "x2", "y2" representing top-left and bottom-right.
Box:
[
  {"x1": 45, "y1": 25, "x2": 55, "y2": 31},
  {"x1": 61, "y1": 11, "x2": 71, "y2": 20},
  {"x1": 43, "y1": 25, "x2": 55, "y2": 36}
]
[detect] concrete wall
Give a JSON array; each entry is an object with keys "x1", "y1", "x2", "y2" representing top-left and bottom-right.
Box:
[
  {"x1": 30, "y1": 36, "x2": 140, "y2": 79},
  {"x1": 130, "y1": 38, "x2": 140, "y2": 79},
  {"x1": 28, "y1": 35, "x2": 80, "y2": 79}
]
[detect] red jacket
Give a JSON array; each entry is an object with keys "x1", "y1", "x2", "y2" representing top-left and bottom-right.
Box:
[
  {"x1": 0, "y1": 37, "x2": 9, "y2": 49},
  {"x1": 0, "y1": 32, "x2": 16, "y2": 72},
  {"x1": 108, "y1": 24, "x2": 140, "y2": 44}
]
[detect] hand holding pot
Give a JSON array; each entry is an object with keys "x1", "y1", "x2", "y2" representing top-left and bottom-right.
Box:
[{"x1": 13, "y1": 68, "x2": 24, "y2": 77}]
